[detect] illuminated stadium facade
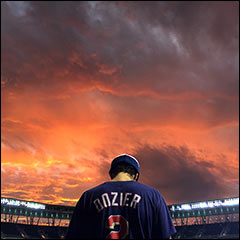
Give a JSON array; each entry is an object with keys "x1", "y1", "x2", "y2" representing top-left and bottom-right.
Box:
[
  {"x1": 1, "y1": 196, "x2": 239, "y2": 227},
  {"x1": 169, "y1": 197, "x2": 239, "y2": 226},
  {"x1": 1, "y1": 198, "x2": 74, "y2": 227}
]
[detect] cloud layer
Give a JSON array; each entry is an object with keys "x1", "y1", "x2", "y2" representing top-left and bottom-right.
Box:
[{"x1": 1, "y1": 1, "x2": 239, "y2": 206}]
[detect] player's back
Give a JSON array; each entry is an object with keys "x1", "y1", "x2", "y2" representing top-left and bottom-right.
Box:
[{"x1": 78, "y1": 180, "x2": 174, "y2": 239}]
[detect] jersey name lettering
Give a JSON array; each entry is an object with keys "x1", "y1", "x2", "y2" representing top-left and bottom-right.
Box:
[{"x1": 93, "y1": 192, "x2": 141, "y2": 212}]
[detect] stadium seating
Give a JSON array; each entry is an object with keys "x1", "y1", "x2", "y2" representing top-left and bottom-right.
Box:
[
  {"x1": 1, "y1": 222, "x2": 23, "y2": 239},
  {"x1": 1, "y1": 221, "x2": 239, "y2": 239},
  {"x1": 1, "y1": 222, "x2": 67, "y2": 239},
  {"x1": 202, "y1": 222, "x2": 225, "y2": 236},
  {"x1": 175, "y1": 224, "x2": 201, "y2": 239},
  {"x1": 227, "y1": 222, "x2": 239, "y2": 235},
  {"x1": 174, "y1": 222, "x2": 239, "y2": 239}
]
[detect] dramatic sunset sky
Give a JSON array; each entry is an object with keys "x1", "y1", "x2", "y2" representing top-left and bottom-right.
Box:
[{"x1": 1, "y1": 1, "x2": 239, "y2": 207}]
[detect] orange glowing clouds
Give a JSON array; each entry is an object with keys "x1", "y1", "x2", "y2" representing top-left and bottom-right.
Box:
[{"x1": 1, "y1": 1, "x2": 239, "y2": 206}]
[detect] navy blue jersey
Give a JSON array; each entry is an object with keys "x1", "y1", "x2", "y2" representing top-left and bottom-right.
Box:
[{"x1": 65, "y1": 181, "x2": 176, "y2": 239}]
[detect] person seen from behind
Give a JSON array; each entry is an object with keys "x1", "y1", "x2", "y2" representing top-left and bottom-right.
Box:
[{"x1": 65, "y1": 154, "x2": 176, "y2": 239}]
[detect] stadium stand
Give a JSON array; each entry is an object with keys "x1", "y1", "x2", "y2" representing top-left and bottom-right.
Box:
[
  {"x1": 1, "y1": 222, "x2": 67, "y2": 239},
  {"x1": 174, "y1": 222, "x2": 239, "y2": 239},
  {"x1": 1, "y1": 221, "x2": 239, "y2": 239},
  {"x1": 1, "y1": 196, "x2": 239, "y2": 239}
]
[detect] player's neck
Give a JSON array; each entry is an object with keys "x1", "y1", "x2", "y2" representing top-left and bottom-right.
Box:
[{"x1": 111, "y1": 172, "x2": 135, "y2": 181}]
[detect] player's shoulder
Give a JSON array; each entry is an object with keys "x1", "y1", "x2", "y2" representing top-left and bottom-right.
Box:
[
  {"x1": 137, "y1": 183, "x2": 167, "y2": 207},
  {"x1": 135, "y1": 182, "x2": 163, "y2": 196},
  {"x1": 84, "y1": 182, "x2": 107, "y2": 194}
]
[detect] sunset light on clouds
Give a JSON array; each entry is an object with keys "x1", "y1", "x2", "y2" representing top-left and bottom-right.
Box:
[{"x1": 1, "y1": 1, "x2": 239, "y2": 206}]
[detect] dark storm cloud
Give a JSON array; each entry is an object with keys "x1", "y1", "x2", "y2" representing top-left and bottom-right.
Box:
[
  {"x1": 133, "y1": 144, "x2": 236, "y2": 204},
  {"x1": 2, "y1": 1, "x2": 238, "y2": 98},
  {"x1": 95, "y1": 143, "x2": 237, "y2": 205},
  {"x1": 115, "y1": 1, "x2": 239, "y2": 98}
]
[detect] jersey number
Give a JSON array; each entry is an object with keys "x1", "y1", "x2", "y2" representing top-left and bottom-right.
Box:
[{"x1": 106, "y1": 215, "x2": 129, "y2": 239}]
